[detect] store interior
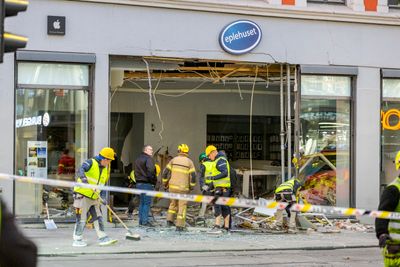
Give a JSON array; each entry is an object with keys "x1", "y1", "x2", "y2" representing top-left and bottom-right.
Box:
[{"x1": 108, "y1": 56, "x2": 297, "y2": 208}]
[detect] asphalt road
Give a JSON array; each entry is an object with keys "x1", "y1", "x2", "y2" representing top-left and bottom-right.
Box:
[{"x1": 39, "y1": 247, "x2": 382, "y2": 267}]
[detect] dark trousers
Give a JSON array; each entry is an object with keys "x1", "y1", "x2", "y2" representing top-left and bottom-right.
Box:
[
  {"x1": 136, "y1": 183, "x2": 154, "y2": 225},
  {"x1": 214, "y1": 188, "x2": 231, "y2": 227}
]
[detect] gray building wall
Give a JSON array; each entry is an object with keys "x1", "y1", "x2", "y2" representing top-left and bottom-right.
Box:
[
  {"x1": 0, "y1": 54, "x2": 15, "y2": 209},
  {"x1": 355, "y1": 67, "x2": 381, "y2": 222},
  {"x1": 0, "y1": 0, "x2": 396, "y2": 210},
  {"x1": 111, "y1": 91, "x2": 280, "y2": 168}
]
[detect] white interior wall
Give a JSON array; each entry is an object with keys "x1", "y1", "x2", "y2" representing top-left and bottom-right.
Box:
[{"x1": 111, "y1": 90, "x2": 280, "y2": 168}]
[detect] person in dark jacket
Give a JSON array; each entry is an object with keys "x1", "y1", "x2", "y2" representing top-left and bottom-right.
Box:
[
  {"x1": 376, "y1": 151, "x2": 400, "y2": 267},
  {"x1": 206, "y1": 145, "x2": 232, "y2": 232},
  {"x1": 0, "y1": 198, "x2": 38, "y2": 267},
  {"x1": 134, "y1": 145, "x2": 156, "y2": 226}
]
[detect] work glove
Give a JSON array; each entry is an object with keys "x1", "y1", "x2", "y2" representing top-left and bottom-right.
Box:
[
  {"x1": 201, "y1": 185, "x2": 209, "y2": 192},
  {"x1": 379, "y1": 233, "x2": 392, "y2": 248},
  {"x1": 214, "y1": 188, "x2": 223, "y2": 196},
  {"x1": 99, "y1": 197, "x2": 107, "y2": 205}
]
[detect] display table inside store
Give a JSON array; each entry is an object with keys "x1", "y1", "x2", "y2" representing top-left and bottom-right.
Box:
[{"x1": 236, "y1": 168, "x2": 282, "y2": 198}]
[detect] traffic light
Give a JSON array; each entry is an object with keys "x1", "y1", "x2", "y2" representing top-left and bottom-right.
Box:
[{"x1": 0, "y1": 0, "x2": 28, "y2": 63}]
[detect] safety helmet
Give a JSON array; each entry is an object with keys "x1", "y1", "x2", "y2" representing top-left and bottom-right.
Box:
[
  {"x1": 199, "y1": 152, "x2": 207, "y2": 162},
  {"x1": 155, "y1": 163, "x2": 161, "y2": 176},
  {"x1": 205, "y1": 145, "x2": 217, "y2": 156},
  {"x1": 99, "y1": 147, "x2": 115, "y2": 160},
  {"x1": 396, "y1": 151, "x2": 400, "y2": 170},
  {"x1": 178, "y1": 144, "x2": 189, "y2": 153}
]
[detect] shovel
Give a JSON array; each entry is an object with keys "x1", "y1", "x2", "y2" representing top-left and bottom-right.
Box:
[{"x1": 44, "y1": 202, "x2": 57, "y2": 230}]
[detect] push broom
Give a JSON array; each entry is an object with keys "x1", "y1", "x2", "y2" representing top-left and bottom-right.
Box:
[{"x1": 98, "y1": 195, "x2": 141, "y2": 241}]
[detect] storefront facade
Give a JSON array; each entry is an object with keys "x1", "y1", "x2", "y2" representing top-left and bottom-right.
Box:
[{"x1": 0, "y1": 0, "x2": 398, "y2": 218}]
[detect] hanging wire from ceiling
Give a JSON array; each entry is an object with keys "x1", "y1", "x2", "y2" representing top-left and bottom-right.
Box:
[
  {"x1": 236, "y1": 79, "x2": 244, "y2": 100},
  {"x1": 152, "y1": 72, "x2": 165, "y2": 140},
  {"x1": 249, "y1": 66, "x2": 259, "y2": 200},
  {"x1": 142, "y1": 58, "x2": 153, "y2": 106}
]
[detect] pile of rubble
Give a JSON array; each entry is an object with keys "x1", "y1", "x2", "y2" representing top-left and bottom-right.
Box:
[{"x1": 232, "y1": 208, "x2": 375, "y2": 234}]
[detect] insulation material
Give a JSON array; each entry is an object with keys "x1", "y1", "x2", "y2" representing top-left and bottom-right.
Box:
[{"x1": 299, "y1": 170, "x2": 336, "y2": 206}]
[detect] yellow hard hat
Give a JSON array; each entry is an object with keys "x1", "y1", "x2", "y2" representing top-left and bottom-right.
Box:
[
  {"x1": 155, "y1": 163, "x2": 161, "y2": 176},
  {"x1": 99, "y1": 147, "x2": 115, "y2": 160},
  {"x1": 396, "y1": 151, "x2": 400, "y2": 170},
  {"x1": 205, "y1": 145, "x2": 217, "y2": 156},
  {"x1": 178, "y1": 144, "x2": 189, "y2": 153}
]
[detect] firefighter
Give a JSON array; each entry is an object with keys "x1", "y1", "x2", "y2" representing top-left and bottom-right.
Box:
[
  {"x1": 376, "y1": 151, "x2": 400, "y2": 267},
  {"x1": 274, "y1": 178, "x2": 302, "y2": 233},
  {"x1": 206, "y1": 145, "x2": 231, "y2": 232},
  {"x1": 72, "y1": 147, "x2": 117, "y2": 247},
  {"x1": 162, "y1": 144, "x2": 196, "y2": 231}
]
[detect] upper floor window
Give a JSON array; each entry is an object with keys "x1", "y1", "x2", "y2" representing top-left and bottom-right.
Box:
[
  {"x1": 388, "y1": 0, "x2": 400, "y2": 6},
  {"x1": 307, "y1": 0, "x2": 346, "y2": 4}
]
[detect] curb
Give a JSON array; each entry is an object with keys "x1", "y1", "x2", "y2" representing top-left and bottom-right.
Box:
[{"x1": 38, "y1": 244, "x2": 379, "y2": 257}]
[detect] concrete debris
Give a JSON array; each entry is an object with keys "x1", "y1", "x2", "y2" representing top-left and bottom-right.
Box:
[
  {"x1": 232, "y1": 207, "x2": 374, "y2": 234},
  {"x1": 333, "y1": 219, "x2": 375, "y2": 233},
  {"x1": 108, "y1": 206, "x2": 374, "y2": 236}
]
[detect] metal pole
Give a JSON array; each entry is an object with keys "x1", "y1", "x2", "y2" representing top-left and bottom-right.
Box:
[
  {"x1": 287, "y1": 64, "x2": 292, "y2": 181},
  {"x1": 294, "y1": 65, "x2": 299, "y2": 178},
  {"x1": 280, "y1": 64, "x2": 285, "y2": 184}
]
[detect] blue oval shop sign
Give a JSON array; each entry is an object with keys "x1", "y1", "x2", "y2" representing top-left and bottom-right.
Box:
[{"x1": 219, "y1": 20, "x2": 262, "y2": 55}]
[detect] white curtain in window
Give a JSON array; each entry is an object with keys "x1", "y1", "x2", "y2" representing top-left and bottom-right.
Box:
[{"x1": 18, "y1": 62, "x2": 89, "y2": 86}]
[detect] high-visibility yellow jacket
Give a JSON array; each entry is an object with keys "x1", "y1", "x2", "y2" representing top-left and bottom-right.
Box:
[
  {"x1": 388, "y1": 178, "x2": 400, "y2": 242},
  {"x1": 210, "y1": 156, "x2": 231, "y2": 188},
  {"x1": 74, "y1": 159, "x2": 109, "y2": 199},
  {"x1": 275, "y1": 178, "x2": 301, "y2": 195},
  {"x1": 202, "y1": 160, "x2": 216, "y2": 185}
]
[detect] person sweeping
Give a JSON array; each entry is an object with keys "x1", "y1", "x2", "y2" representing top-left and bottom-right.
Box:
[{"x1": 72, "y1": 147, "x2": 118, "y2": 247}]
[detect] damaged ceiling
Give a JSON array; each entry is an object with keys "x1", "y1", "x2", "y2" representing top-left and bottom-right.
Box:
[{"x1": 110, "y1": 56, "x2": 296, "y2": 93}]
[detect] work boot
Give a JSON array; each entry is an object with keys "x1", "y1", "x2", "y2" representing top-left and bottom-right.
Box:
[
  {"x1": 72, "y1": 240, "x2": 87, "y2": 247},
  {"x1": 140, "y1": 222, "x2": 155, "y2": 228},
  {"x1": 207, "y1": 225, "x2": 223, "y2": 234},
  {"x1": 166, "y1": 220, "x2": 175, "y2": 227},
  {"x1": 175, "y1": 226, "x2": 187, "y2": 232},
  {"x1": 98, "y1": 236, "x2": 118, "y2": 246}
]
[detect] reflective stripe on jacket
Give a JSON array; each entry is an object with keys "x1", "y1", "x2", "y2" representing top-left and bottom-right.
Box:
[
  {"x1": 129, "y1": 170, "x2": 136, "y2": 183},
  {"x1": 275, "y1": 178, "x2": 301, "y2": 194},
  {"x1": 74, "y1": 159, "x2": 108, "y2": 199},
  {"x1": 163, "y1": 153, "x2": 196, "y2": 192},
  {"x1": 211, "y1": 157, "x2": 231, "y2": 188},
  {"x1": 388, "y1": 178, "x2": 400, "y2": 242},
  {"x1": 202, "y1": 161, "x2": 215, "y2": 185}
]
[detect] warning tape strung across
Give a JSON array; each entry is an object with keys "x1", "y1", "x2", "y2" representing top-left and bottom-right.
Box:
[{"x1": 0, "y1": 173, "x2": 398, "y2": 220}]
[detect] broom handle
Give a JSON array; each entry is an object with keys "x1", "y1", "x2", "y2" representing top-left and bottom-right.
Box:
[
  {"x1": 97, "y1": 194, "x2": 130, "y2": 232},
  {"x1": 45, "y1": 202, "x2": 50, "y2": 220}
]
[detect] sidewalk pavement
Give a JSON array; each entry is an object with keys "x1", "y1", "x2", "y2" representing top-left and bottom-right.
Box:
[{"x1": 20, "y1": 223, "x2": 379, "y2": 256}]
